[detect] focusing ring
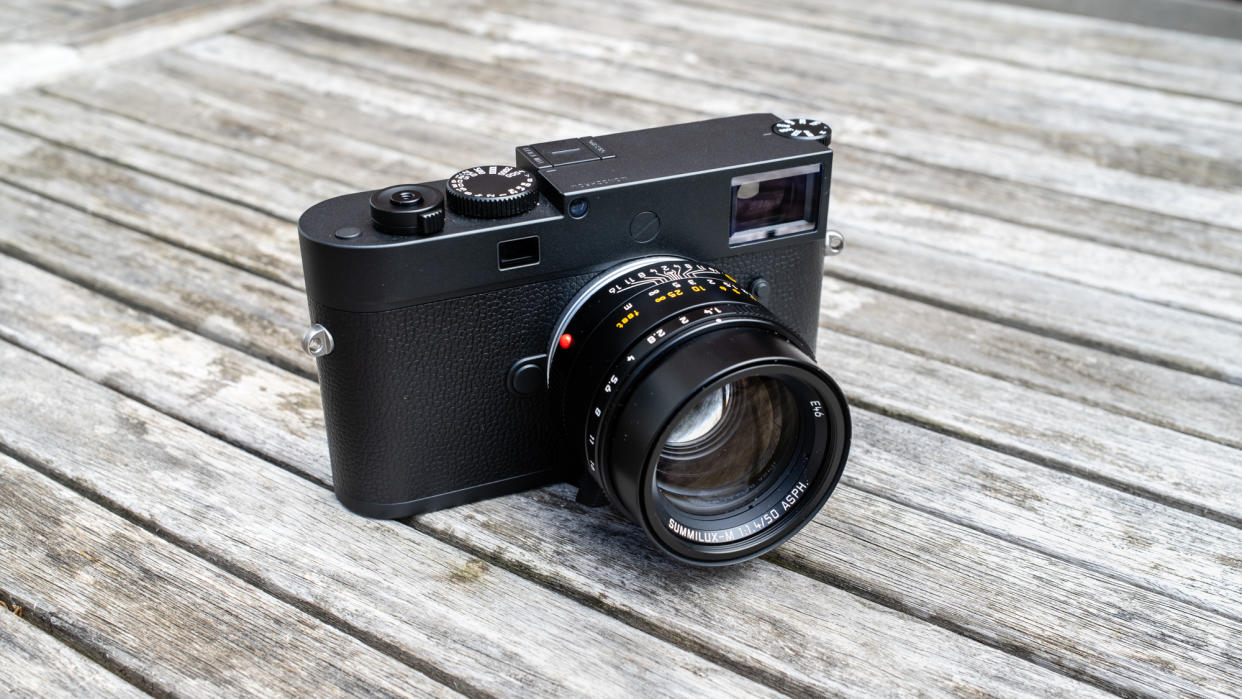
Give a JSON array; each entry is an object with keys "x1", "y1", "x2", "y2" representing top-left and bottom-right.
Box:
[
  {"x1": 547, "y1": 257, "x2": 851, "y2": 565},
  {"x1": 611, "y1": 329, "x2": 850, "y2": 564}
]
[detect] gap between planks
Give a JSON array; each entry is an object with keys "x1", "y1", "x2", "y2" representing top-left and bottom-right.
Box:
[
  {"x1": 2, "y1": 101, "x2": 1242, "y2": 521},
  {"x1": 0, "y1": 0, "x2": 330, "y2": 95},
  {"x1": 0, "y1": 335, "x2": 1100, "y2": 697},
  {"x1": 0, "y1": 604, "x2": 145, "y2": 698},
  {"x1": 3, "y1": 84, "x2": 1240, "y2": 409},
  {"x1": 2, "y1": 250, "x2": 1242, "y2": 695}
]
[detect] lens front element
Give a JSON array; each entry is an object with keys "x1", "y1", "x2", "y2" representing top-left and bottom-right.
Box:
[
  {"x1": 656, "y1": 377, "x2": 799, "y2": 517},
  {"x1": 547, "y1": 257, "x2": 850, "y2": 565}
]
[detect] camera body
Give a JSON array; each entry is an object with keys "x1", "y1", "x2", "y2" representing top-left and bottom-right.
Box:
[{"x1": 299, "y1": 113, "x2": 836, "y2": 522}]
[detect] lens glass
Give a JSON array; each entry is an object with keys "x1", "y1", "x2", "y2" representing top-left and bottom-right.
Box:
[{"x1": 655, "y1": 376, "x2": 800, "y2": 517}]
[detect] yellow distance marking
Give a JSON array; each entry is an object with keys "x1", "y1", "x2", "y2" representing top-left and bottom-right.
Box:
[{"x1": 614, "y1": 310, "x2": 640, "y2": 329}]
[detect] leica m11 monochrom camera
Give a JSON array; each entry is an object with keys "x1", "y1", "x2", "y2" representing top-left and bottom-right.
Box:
[{"x1": 298, "y1": 113, "x2": 851, "y2": 565}]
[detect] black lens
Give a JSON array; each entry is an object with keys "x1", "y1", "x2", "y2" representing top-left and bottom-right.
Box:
[
  {"x1": 547, "y1": 257, "x2": 851, "y2": 565},
  {"x1": 656, "y1": 377, "x2": 800, "y2": 517}
]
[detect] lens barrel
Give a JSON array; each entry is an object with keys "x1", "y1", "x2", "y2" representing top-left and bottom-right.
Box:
[{"x1": 548, "y1": 257, "x2": 850, "y2": 565}]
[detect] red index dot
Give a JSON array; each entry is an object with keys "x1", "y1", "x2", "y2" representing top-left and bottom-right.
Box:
[{"x1": 558, "y1": 333, "x2": 574, "y2": 350}]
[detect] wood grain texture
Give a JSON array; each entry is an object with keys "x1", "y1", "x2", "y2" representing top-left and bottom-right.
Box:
[
  {"x1": 4, "y1": 165, "x2": 1235, "y2": 534},
  {"x1": 0, "y1": 0, "x2": 326, "y2": 94},
  {"x1": 4, "y1": 250, "x2": 1241, "y2": 692},
  {"x1": 818, "y1": 276, "x2": 1242, "y2": 449},
  {"x1": 0, "y1": 124, "x2": 304, "y2": 289},
  {"x1": 831, "y1": 184, "x2": 1242, "y2": 324},
  {"x1": 0, "y1": 257, "x2": 1106, "y2": 697},
  {"x1": 0, "y1": 0, "x2": 1240, "y2": 694},
  {"x1": 331, "y1": 0, "x2": 1242, "y2": 226},
  {"x1": 832, "y1": 235, "x2": 1242, "y2": 385},
  {"x1": 428, "y1": 484, "x2": 1242, "y2": 697},
  {"x1": 26, "y1": 34, "x2": 1242, "y2": 388},
  {"x1": 0, "y1": 451, "x2": 456, "y2": 698},
  {"x1": 0, "y1": 180, "x2": 314, "y2": 377},
  {"x1": 0, "y1": 609, "x2": 144, "y2": 698},
  {"x1": 838, "y1": 149, "x2": 1242, "y2": 278},
  {"x1": 0, "y1": 342, "x2": 795, "y2": 698},
  {"x1": 154, "y1": 19, "x2": 1242, "y2": 278},
  {"x1": 705, "y1": 0, "x2": 1242, "y2": 103},
  {"x1": 0, "y1": 91, "x2": 343, "y2": 222},
  {"x1": 816, "y1": 325, "x2": 1242, "y2": 525}
]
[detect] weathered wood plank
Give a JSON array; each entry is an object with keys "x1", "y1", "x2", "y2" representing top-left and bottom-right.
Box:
[
  {"x1": 0, "y1": 341, "x2": 786, "y2": 698},
  {"x1": 0, "y1": 91, "x2": 342, "y2": 222},
  {"x1": 325, "y1": 0, "x2": 1242, "y2": 225},
  {"x1": 819, "y1": 276, "x2": 1242, "y2": 450},
  {"x1": 705, "y1": 0, "x2": 1242, "y2": 103},
  {"x1": 452, "y1": 0, "x2": 1242, "y2": 165},
  {"x1": 817, "y1": 323, "x2": 1242, "y2": 525},
  {"x1": 0, "y1": 260, "x2": 1112, "y2": 695},
  {"x1": 4, "y1": 80, "x2": 1239, "y2": 540},
  {"x1": 7, "y1": 42, "x2": 1241, "y2": 524},
  {"x1": 0, "y1": 3, "x2": 73, "y2": 41},
  {"x1": 0, "y1": 124, "x2": 304, "y2": 289},
  {"x1": 154, "y1": 29, "x2": 1242, "y2": 276},
  {"x1": 30, "y1": 41, "x2": 1242, "y2": 387},
  {"x1": 7, "y1": 1, "x2": 243, "y2": 44},
  {"x1": 0, "y1": 609, "x2": 144, "y2": 698},
  {"x1": 0, "y1": 452, "x2": 456, "y2": 698},
  {"x1": 833, "y1": 235, "x2": 1242, "y2": 385},
  {"x1": 45, "y1": 56, "x2": 501, "y2": 186},
  {"x1": 9, "y1": 145, "x2": 1241, "y2": 533},
  {"x1": 831, "y1": 183, "x2": 1242, "y2": 324},
  {"x1": 0, "y1": 180, "x2": 314, "y2": 376},
  {"x1": 4, "y1": 247, "x2": 1242, "y2": 692},
  {"x1": 839, "y1": 149, "x2": 1242, "y2": 278},
  {"x1": 0, "y1": 0, "x2": 324, "y2": 94},
  {"x1": 198, "y1": 13, "x2": 1242, "y2": 319},
  {"x1": 772, "y1": 490, "x2": 1242, "y2": 698},
  {"x1": 431, "y1": 484, "x2": 1242, "y2": 697}
]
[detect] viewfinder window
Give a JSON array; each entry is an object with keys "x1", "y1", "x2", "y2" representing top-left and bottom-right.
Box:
[{"x1": 729, "y1": 164, "x2": 821, "y2": 245}]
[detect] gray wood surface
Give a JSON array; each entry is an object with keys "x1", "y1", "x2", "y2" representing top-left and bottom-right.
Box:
[
  {"x1": 0, "y1": 0, "x2": 1240, "y2": 695},
  {"x1": 0, "y1": 449, "x2": 458, "y2": 697},
  {"x1": 3, "y1": 249, "x2": 1240, "y2": 694},
  {"x1": 0, "y1": 260, "x2": 1098, "y2": 696},
  {"x1": 0, "y1": 608, "x2": 144, "y2": 698}
]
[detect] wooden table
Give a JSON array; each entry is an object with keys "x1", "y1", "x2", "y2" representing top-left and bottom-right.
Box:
[{"x1": 1, "y1": 0, "x2": 1240, "y2": 696}]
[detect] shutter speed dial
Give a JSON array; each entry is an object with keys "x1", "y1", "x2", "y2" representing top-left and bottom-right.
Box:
[{"x1": 446, "y1": 166, "x2": 539, "y2": 218}]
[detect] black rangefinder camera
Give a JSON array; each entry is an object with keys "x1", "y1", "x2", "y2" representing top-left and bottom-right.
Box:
[{"x1": 298, "y1": 114, "x2": 851, "y2": 565}]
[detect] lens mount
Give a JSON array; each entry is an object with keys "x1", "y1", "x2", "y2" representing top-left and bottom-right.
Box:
[{"x1": 548, "y1": 257, "x2": 851, "y2": 565}]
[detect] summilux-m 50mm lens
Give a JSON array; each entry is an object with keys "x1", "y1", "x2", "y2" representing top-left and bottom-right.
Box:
[{"x1": 548, "y1": 258, "x2": 851, "y2": 565}]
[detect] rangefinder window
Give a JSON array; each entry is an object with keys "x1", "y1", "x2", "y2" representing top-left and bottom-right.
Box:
[{"x1": 729, "y1": 164, "x2": 821, "y2": 245}]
